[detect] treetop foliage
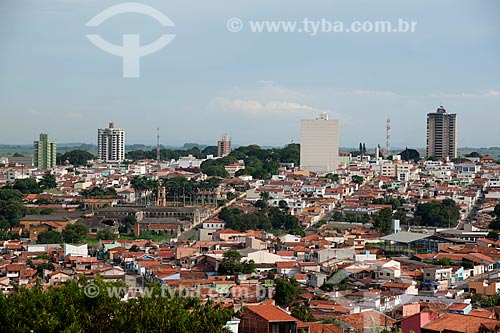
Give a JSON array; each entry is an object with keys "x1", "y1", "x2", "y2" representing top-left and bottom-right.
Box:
[{"x1": 0, "y1": 278, "x2": 233, "y2": 333}]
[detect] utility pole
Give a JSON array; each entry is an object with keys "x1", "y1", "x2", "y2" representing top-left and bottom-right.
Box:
[{"x1": 156, "y1": 127, "x2": 161, "y2": 162}]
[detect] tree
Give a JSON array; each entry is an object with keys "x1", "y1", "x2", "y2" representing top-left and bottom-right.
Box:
[
  {"x1": 325, "y1": 173, "x2": 339, "y2": 182},
  {"x1": 0, "y1": 279, "x2": 232, "y2": 332},
  {"x1": 291, "y1": 304, "x2": 316, "y2": 322},
  {"x1": 352, "y1": 175, "x2": 364, "y2": 185},
  {"x1": 274, "y1": 278, "x2": 301, "y2": 307},
  {"x1": 60, "y1": 149, "x2": 95, "y2": 166},
  {"x1": 39, "y1": 173, "x2": 57, "y2": 190},
  {"x1": 437, "y1": 257, "x2": 452, "y2": 266},
  {"x1": 119, "y1": 213, "x2": 137, "y2": 234},
  {"x1": 201, "y1": 146, "x2": 218, "y2": 157},
  {"x1": 278, "y1": 200, "x2": 289, "y2": 211},
  {"x1": 373, "y1": 207, "x2": 394, "y2": 234},
  {"x1": 63, "y1": 223, "x2": 88, "y2": 243},
  {"x1": 218, "y1": 250, "x2": 255, "y2": 275},
  {"x1": 37, "y1": 230, "x2": 63, "y2": 244},
  {"x1": 12, "y1": 178, "x2": 41, "y2": 194},
  {"x1": 489, "y1": 217, "x2": 500, "y2": 231},
  {"x1": 96, "y1": 228, "x2": 116, "y2": 240},
  {"x1": 400, "y1": 148, "x2": 420, "y2": 162},
  {"x1": 465, "y1": 152, "x2": 482, "y2": 158},
  {"x1": 0, "y1": 189, "x2": 28, "y2": 228},
  {"x1": 415, "y1": 200, "x2": 460, "y2": 227},
  {"x1": 494, "y1": 203, "x2": 500, "y2": 217},
  {"x1": 487, "y1": 231, "x2": 498, "y2": 239},
  {"x1": 218, "y1": 250, "x2": 240, "y2": 275},
  {"x1": 129, "y1": 244, "x2": 140, "y2": 252}
]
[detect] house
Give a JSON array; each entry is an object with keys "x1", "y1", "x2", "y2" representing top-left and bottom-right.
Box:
[
  {"x1": 276, "y1": 261, "x2": 299, "y2": 278},
  {"x1": 469, "y1": 279, "x2": 500, "y2": 296},
  {"x1": 421, "y1": 313, "x2": 500, "y2": 333},
  {"x1": 48, "y1": 271, "x2": 72, "y2": 285},
  {"x1": 99, "y1": 266, "x2": 126, "y2": 281},
  {"x1": 401, "y1": 311, "x2": 440, "y2": 333},
  {"x1": 337, "y1": 310, "x2": 397, "y2": 333},
  {"x1": 239, "y1": 304, "x2": 298, "y2": 333},
  {"x1": 447, "y1": 302, "x2": 472, "y2": 315}
]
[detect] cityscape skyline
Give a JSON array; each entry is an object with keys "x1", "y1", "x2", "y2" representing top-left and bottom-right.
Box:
[{"x1": 1, "y1": 0, "x2": 499, "y2": 147}]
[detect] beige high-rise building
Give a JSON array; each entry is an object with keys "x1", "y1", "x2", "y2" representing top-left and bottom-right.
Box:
[
  {"x1": 300, "y1": 113, "x2": 339, "y2": 172},
  {"x1": 426, "y1": 106, "x2": 457, "y2": 160},
  {"x1": 217, "y1": 134, "x2": 231, "y2": 157}
]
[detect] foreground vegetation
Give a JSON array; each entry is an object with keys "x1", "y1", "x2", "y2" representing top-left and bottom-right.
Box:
[{"x1": 0, "y1": 278, "x2": 232, "y2": 333}]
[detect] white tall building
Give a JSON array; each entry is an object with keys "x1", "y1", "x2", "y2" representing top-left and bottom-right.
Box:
[
  {"x1": 97, "y1": 122, "x2": 125, "y2": 162},
  {"x1": 300, "y1": 113, "x2": 339, "y2": 172}
]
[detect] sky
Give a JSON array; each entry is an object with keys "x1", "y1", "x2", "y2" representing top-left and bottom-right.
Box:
[{"x1": 0, "y1": 0, "x2": 499, "y2": 149}]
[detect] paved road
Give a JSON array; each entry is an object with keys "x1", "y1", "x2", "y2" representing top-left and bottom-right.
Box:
[
  {"x1": 178, "y1": 227, "x2": 197, "y2": 242},
  {"x1": 456, "y1": 192, "x2": 485, "y2": 230}
]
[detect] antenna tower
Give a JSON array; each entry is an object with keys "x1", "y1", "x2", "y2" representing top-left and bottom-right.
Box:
[
  {"x1": 157, "y1": 127, "x2": 161, "y2": 161},
  {"x1": 385, "y1": 118, "x2": 391, "y2": 156}
]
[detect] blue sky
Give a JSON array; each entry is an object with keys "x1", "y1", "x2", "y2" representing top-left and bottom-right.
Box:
[{"x1": 0, "y1": 0, "x2": 499, "y2": 148}]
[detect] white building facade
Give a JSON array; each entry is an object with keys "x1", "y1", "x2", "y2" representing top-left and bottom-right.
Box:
[
  {"x1": 97, "y1": 122, "x2": 125, "y2": 162},
  {"x1": 300, "y1": 113, "x2": 339, "y2": 172}
]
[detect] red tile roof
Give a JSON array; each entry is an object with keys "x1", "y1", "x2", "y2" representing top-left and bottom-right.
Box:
[{"x1": 245, "y1": 304, "x2": 297, "y2": 322}]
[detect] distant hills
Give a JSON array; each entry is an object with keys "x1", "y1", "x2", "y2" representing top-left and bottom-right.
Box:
[{"x1": 0, "y1": 143, "x2": 499, "y2": 159}]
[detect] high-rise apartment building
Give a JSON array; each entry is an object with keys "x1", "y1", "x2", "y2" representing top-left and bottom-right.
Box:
[
  {"x1": 426, "y1": 106, "x2": 457, "y2": 160},
  {"x1": 300, "y1": 113, "x2": 339, "y2": 172},
  {"x1": 34, "y1": 133, "x2": 57, "y2": 169},
  {"x1": 217, "y1": 134, "x2": 231, "y2": 157},
  {"x1": 97, "y1": 122, "x2": 125, "y2": 162}
]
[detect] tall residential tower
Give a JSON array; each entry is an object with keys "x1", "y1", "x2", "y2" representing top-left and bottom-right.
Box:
[
  {"x1": 34, "y1": 133, "x2": 56, "y2": 169},
  {"x1": 97, "y1": 122, "x2": 125, "y2": 162},
  {"x1": 217, "y1": 134, "x2": 231, "y2": 157},
  {"x1": 300, "y1": 113, "x2": 339, "y2": 172},
  {"x1": 426, "y1": 106, "x2": 457, "y2": 160}
]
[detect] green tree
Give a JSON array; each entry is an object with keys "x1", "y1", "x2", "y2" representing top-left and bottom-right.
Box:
[
  {"x1": 465, "y1": 152, "x2": 482, "y2": 158},
  {"x1": 489, "y1": 217, "x2": 500, "y2": 231},
  {"x1": 0, "y1": 188, "x2": 28, "y2": 228},
  {"x1": 399, "y1": 147, "x2": 420, "y2": 162},
  {"x1": 494, "y1": 203, "x2": 500, "y2": 217},
  {"x1": 373, "y1": 207, "x2": 394, "y2": 234},
  {"x1": 352, "y1": 175, "x2": 364, "y2": 185},
  {"x1": 39, "y1": 173, "x2": 57, "y2": 190},
  {"x1": 218, "y1": 249, "x2": 242, "y2": 275},
  {"x1": 487, "y1": 230, "x2": 498, "y2": 239},
  {"x1": 96, "y1": 228, "x2": 116, "y2": 240},
  {"x1": 415, "y1": 200, "x2": 460, "y2": 227},
  {"x1": 274, "y1": 278, "x2": 301, "y2": 307},
  {"x1": 325, "y1": 173, "x2": 339, "y2": 182},
  {"x1": 119, "y1": 213, "x2": 137, "y2": 234},
  {"x1": 0, "y1": 279, "x2": 232, "y2": 332},
  {"x1": 129, "y1": 244, "x2": 140, "y2": 252},
  {"x1": 63, "y1": 223, "x2": 88, "y2": 243},
  {"x1": 291, "y1": 304, "x2": 316, "y2": 322},
  {"x1": 437, "y1": 257, "x2": 452, "y2": 266},
  {"x1": 278, "y1": 200, "x2": 289, "y2": 211},
  {"x1": 37, "y1": 230, "x2": 63, "y2": 244},
  {"x1": 60, "y1": 149, "x2": 95, "y2": 166},
  {"x1": 12, "y1": 178, "x2": 41, "y2": 194}
]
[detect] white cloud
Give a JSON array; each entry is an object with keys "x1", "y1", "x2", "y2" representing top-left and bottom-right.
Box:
[
  {"x1": 350, "y1": 90, "x2": 398, "y2": 97},
  {"x1": 431, "y1": 89, "x2": 500, "y2": 98},
  {"x1": 210, "y1": 97, "x2": 333, "y2": 116}
]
